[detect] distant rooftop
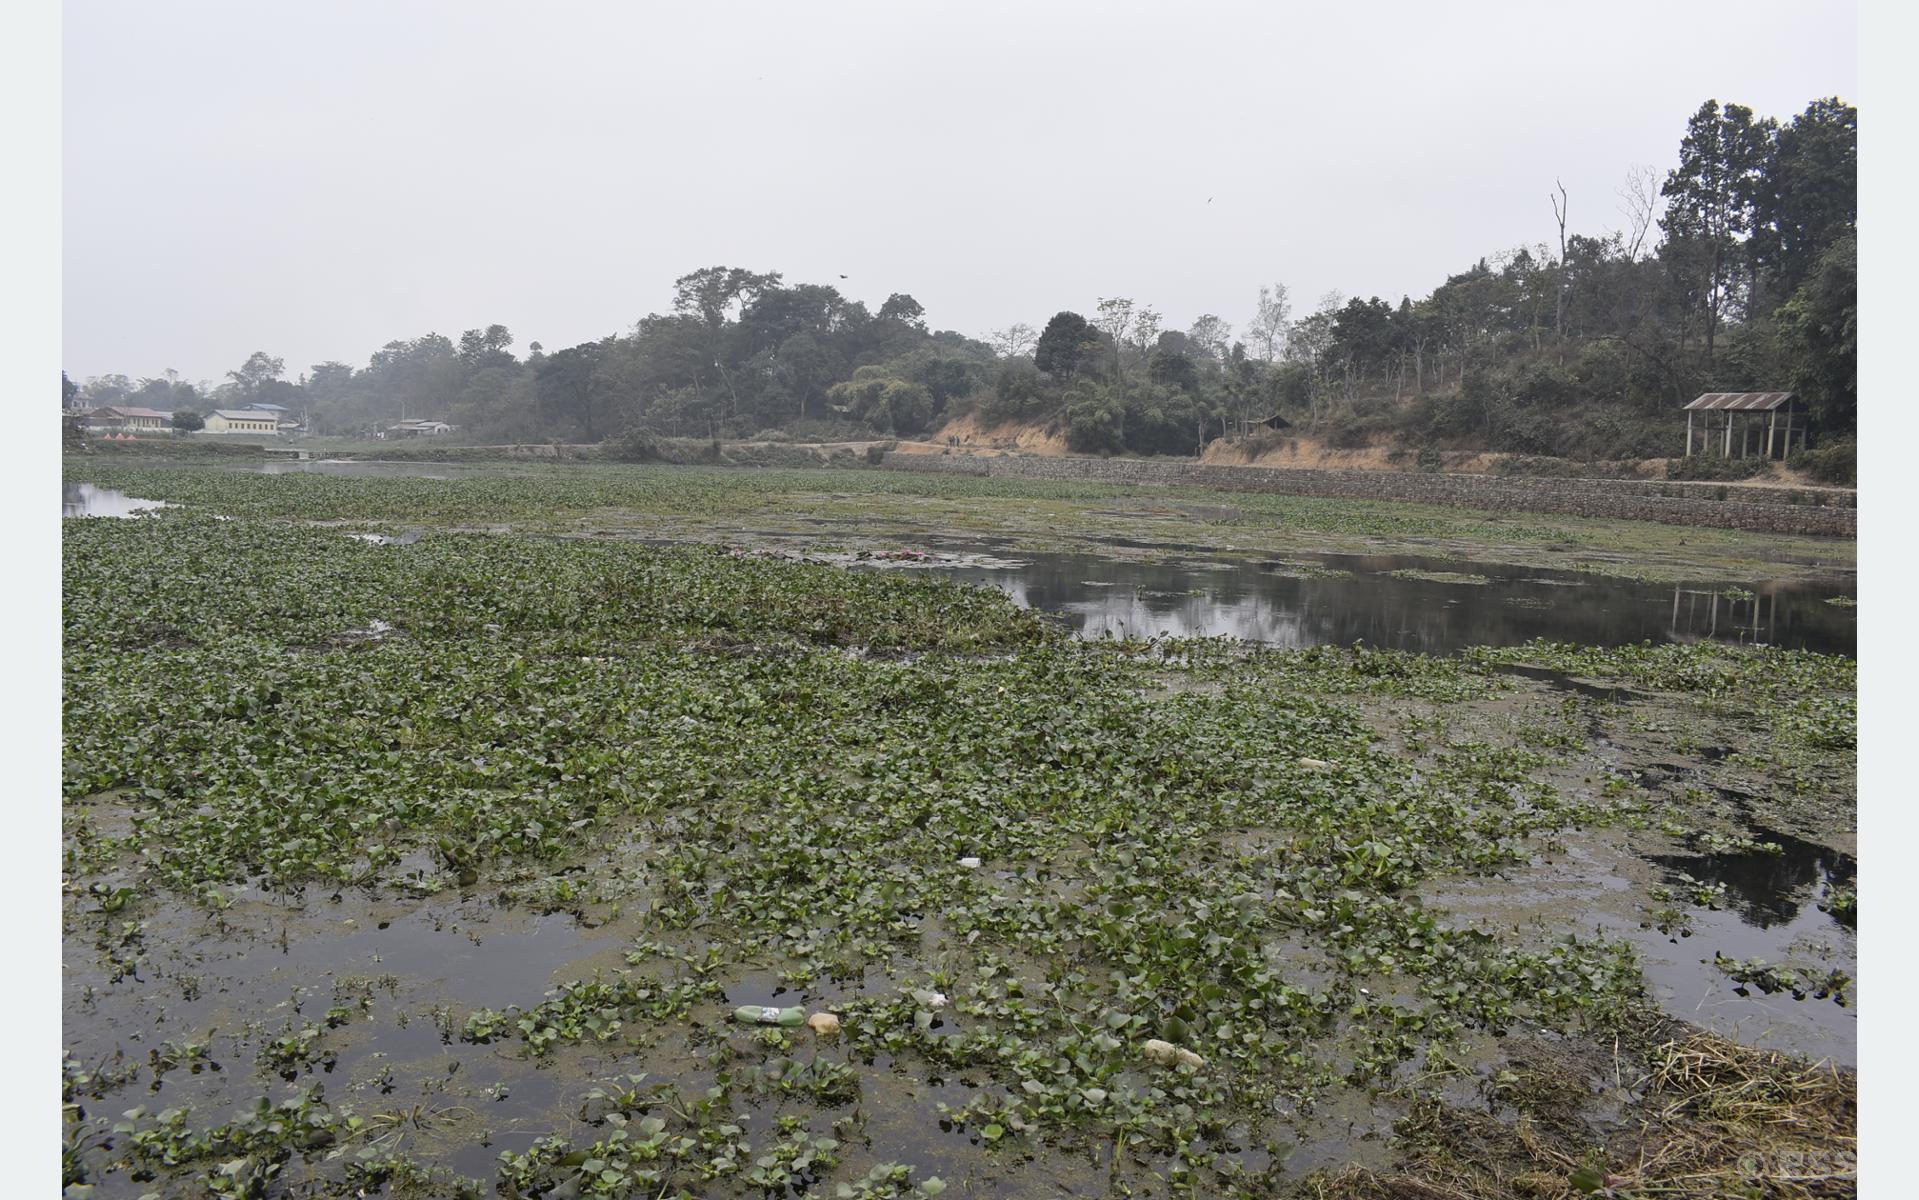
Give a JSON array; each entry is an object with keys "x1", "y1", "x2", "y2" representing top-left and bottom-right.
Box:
[
  {"x1": 1684, "y1": 392, "x2": 1799, "y2": 411},
  {"x1": 86, "y1": 405, "x2": 172, "y2": 418}
]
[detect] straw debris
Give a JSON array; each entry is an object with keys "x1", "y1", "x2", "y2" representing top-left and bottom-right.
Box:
[{"x1": 1298, "y1": 1030, "x2": 1854, "y2": 1200}]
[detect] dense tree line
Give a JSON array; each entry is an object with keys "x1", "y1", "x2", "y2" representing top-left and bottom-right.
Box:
[
  {"x1": 976, "y1": 96, "x2": 1855, "y2": 462},
  {"x1": 69, "y1": 96, "x2": 1853, "y2": 466},
  {"x1": 73, "y1": 274, "x2": 994, "y2": 445}
]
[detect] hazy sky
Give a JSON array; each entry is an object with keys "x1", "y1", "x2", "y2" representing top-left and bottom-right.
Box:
[{"x1": 63, "y1": 0, "x2": 1856, "y2": 386}]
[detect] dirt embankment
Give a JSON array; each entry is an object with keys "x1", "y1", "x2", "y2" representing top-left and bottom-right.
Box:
[
  {"x1": 1197, "y1": 435, "x2": 1506, "y2": 474},
  {"x1": 894, "y1": 412, "x2": 1072, "y2": 457},
  {"x1": 894, "y1": 416, "x2": 1838, "y2": 490}
]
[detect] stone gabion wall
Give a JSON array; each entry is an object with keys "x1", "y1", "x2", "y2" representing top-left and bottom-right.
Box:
[{"x1": 878, "y1": 453, "x2": 1856, "y2": 538}]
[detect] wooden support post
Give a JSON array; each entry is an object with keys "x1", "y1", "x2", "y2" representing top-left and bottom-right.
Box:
[
  {"x1": 1724, "y1": 413, "x2": 1732, "y2": 457},
  {"x1": 1686, "y1": 410, "x2": 1694, "y2": 455},
  {"x1": 1767, "y1": 410, "x2": 1776, "y2": 459}
]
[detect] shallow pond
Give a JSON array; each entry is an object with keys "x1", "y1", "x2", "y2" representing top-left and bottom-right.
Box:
[
  {"x1": 60, "y1": 498, "x2": 1857, "y2": 1194},
  {"x1": 63, "y1": 482, "x2": 173, "y2": 518},
  {"x1": 848, "y1": 542, "x2": 1856, "y2": 656},
  {"x1": 68, "y1": 465, "x2": 1856, "y2": 655},
  {"x1": 1635, "y1": 828, "x2": 1856, "y2": 1064},
  {"x1": 1424, "y1": 824, "x2": 1856, "y2": 1069}
]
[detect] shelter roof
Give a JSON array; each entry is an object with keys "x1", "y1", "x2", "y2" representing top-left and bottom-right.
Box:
[{"x1": 1684, "y1": 392, "x2": 1798, "y2": 411}]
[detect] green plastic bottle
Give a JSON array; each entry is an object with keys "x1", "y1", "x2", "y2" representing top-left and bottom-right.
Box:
[{"x1": 732, "y1": 1005, "x2": 806, "y2": 1027}]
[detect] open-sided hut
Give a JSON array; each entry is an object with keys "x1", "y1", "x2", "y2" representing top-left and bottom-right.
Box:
[{"x1": 1683, "y1": 392, "x2": 1807, "y2": 460}]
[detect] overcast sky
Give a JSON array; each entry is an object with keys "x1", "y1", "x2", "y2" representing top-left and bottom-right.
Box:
[{"x1": 63, "y1": 0, "x2": 1856, "y2": 386}]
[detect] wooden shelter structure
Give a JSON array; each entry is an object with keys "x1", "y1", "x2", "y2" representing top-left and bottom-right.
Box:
[{"x1": 1683, "y1": 392, "x2": 1807, "y2": 460}]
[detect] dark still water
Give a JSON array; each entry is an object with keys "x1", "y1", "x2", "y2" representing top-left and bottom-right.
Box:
[
  {"x1": 63, "y1": 476, "x2": 1853, "y2": 656},
  {"x1": 898, "y1": 546, "x2": 1855, "y2": 656}
]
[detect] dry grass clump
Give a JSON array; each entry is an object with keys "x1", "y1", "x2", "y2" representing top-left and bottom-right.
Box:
[
  {"x1": 1299, "y1": 1030, "x2": 1854, "y2": 1200},
  {"x1": 1628, "y1": 1034, "x2": 1855, "y2": 1197}
]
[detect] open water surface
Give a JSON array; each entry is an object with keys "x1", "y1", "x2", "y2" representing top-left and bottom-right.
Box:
[
  {"x1": 65, "y1": 475, "x2": 1856, "y2": 654},
  {"x1": 63, "y1": 482, "x2": 174, "y2": 518},
  {"x1": 901, "y1": 543, "x2": 1854, "y2": 655}
]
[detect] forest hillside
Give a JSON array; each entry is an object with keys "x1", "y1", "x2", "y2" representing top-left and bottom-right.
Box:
[{"x1": 68, "y1": 96, "x2": 1856, "y2": 483}]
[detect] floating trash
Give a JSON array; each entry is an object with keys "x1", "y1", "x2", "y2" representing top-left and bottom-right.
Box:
[
  {"x1": 732, "y1": 1005, "x2": 806, "y2": 1027},
  {"x1": 806, "y1": 1012, "x2": 841, "y2": 1036}
]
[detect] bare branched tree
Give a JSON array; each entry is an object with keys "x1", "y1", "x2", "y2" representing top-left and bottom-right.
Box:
[
  {"x1": 1617, "y1": 164, "x2": 1661, "y2": 262},
  {"x1": 1130, "y1": 308, "x2": 1162, "y2": 359},
  {"x1": 1551, "y1": 180, "x2": 1569, "y2": 354},
  {"x1": 1248, "y1": 283, "x2": 1291, "y2": 362},
  {"x1": 988, "y1": 323, "x2": 1037, "y2": 358},
  {"x1": 1188, "y1": 313, "x2": 1233, "y2": 361},
  {"x1": 1094, "y1": 297, "x2": 1137, "y2": 384}
]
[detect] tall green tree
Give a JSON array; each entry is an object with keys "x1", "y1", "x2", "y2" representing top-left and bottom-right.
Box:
[
  {"x1": 226, "y1": 351, "x2": 286, "y2": 396},
  {"x1": 1659, "y1": 100, "x2": 1774, "y2": 359},
  {"x1": 877, "y1": 293, "x2": 926, "y2": 329},
  {"x1": 535, "y1": 341, "x2": 621, "y2": 441},
  {"x1": 1034, "y1": 312, "x2": 1102, "y2": 379},
  {"x1": 1751, "y1": 98, "x2": 1856, "y2": 301},
  {"x1": 458, "y1": 324, "x2": 516, "y2": 369},
  {"x1": 672, "y1": 267, "x2": 782, "y2": 329},
  {"x1": 670, "y1": 267, "x2": 783, "y2": 424},
  {"x1": 1776, "y1": 234, "x2": 1856, "y2": 433}
]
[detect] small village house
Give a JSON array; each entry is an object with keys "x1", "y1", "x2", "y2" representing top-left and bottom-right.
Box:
[
  {"x1": 80, "y1": 406, "x2": 172, "y2": 433},
  {"x1": 382, "y1": 419, "x2": 455, "y2": 439},
  {"x1": 242, "y1": 402, "x2": 304, "y2": 431},
  {"x1": 1683, "y1": 392, "x2": 1808, "y2": 460},
  {"x1": 204, "y1": 409, "x2": 282, "y2": 434}
]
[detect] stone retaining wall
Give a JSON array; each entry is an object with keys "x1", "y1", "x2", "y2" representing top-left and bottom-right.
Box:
[{"x1": 878, "y1": 453, "x2": 1856, "y2": 538}]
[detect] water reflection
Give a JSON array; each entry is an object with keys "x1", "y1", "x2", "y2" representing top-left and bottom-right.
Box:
[
  {"x1": 915, "y1": 549, "x2": 1854, "y2": 656},
  {"x1": 62, "y1": 470, "x2": 1855, "y2": 656},
  {"x1": 1649, "y1": 827, "x2": 1856, "y2": 930},
  {"x1": 63, "y1": 482, "x2": 172, "y2": 518},
  {"x1": 1667, "y1": 587, "x2": 1815, "y2": 647}
]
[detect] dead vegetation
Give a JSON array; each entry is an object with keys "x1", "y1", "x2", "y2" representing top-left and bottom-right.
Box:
[{"x1": 1300, "y1": 1028, "x2": 1854, "y2": 1200}]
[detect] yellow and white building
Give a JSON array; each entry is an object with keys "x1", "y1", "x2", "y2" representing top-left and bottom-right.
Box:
[{"x1": 204, "y1": 409, "x2": 282, "y2": 434}]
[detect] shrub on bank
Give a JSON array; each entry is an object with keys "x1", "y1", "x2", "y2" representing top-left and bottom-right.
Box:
[
  {"x1": 1664, "y1": 455, "x2": 1771, "y2": 482},
  {"x1": 605, "y1": 428, "x2": 661, "y2": 462},
  {"x1": 87, "y1": 437, "x2": 260, "y2": 459},
  {"x1": 1788, "y1": 439, "x2": 1855, "y2": 486}
]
